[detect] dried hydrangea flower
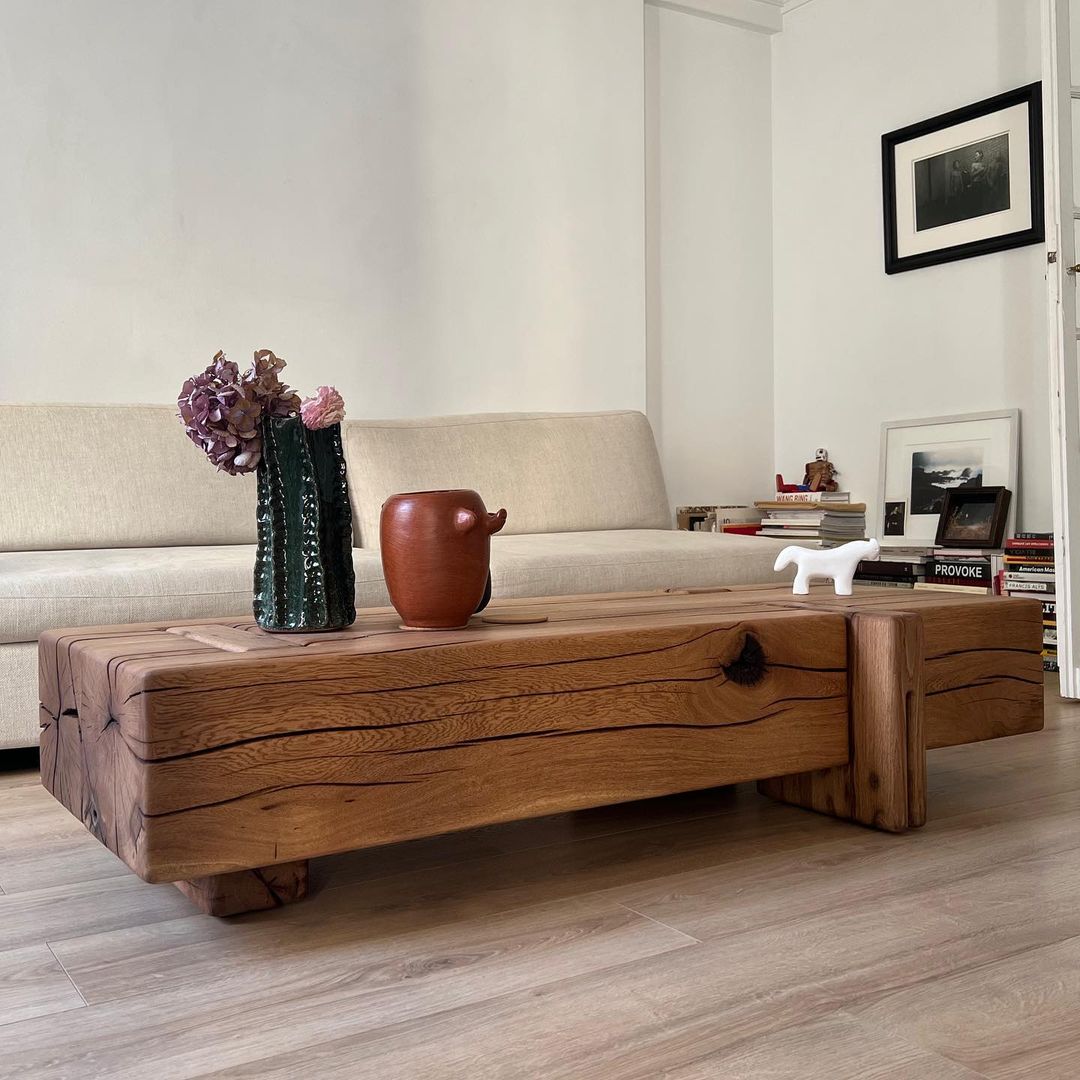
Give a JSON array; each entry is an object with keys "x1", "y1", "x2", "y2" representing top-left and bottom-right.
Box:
[
  {"x1": 300, "y1": 385, "x2": 346, "y2": 430},
  {"x1": 178, "y1": 348, "x2": 301, "y2": 475},
  {"x1": 245, "y1": 349, "x2": 301, "y2": 418}
]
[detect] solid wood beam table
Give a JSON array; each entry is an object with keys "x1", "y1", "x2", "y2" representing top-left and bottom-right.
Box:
[{"x1": 38, "y1": 585, "x2": 1044, "y2": 915}]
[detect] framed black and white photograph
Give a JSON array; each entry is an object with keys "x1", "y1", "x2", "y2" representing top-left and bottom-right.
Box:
[
  {"x1": 882, "y1": 83, "x2": 1043, "y2": 274},
  {"x1": 883, "y1": 501, "x2": 906, "y2": 536},
  {"x1": 878, "y1": 410, "x2": 1018, "y2": 547},
  {"x1": 909, "y1": 449, "x2": 983, "y2": 515}
]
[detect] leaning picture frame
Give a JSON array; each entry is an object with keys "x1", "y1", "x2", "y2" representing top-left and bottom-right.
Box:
[
  {"x1": 881, "y1": 82, "x2": 1044, "y2": 274},
  {"x1": 934, "y1": 486, "x2": 1012, "y2": 550},
  {"x1": 877, "y1": 410, "x2": 1019, "y2": 548}
]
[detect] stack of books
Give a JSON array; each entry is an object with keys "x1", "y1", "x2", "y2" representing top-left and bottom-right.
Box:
[
  {"x1": 853, "y1": 549, "x2": 929, "y2": 589},
  {"x1": 770, "y1": 491, "x2": 851, "y2": 505},
  {"x1": 916, "y1": 547, "x2": 1002, "y2": 595},
  {"x1": 1001, "y1": 532, "x2": 1057, "y2": 671},
  {"x1": 675, "y1": 505, "x2": 763, "y2": 534},
  {"x1": 753, "y1": 501, "x2": 866, "y2": 548},
  {"x1": 715, "y1": 505, "x2": 764, "y2": 536}
]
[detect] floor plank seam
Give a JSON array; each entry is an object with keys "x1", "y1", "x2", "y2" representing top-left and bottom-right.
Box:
[
  {"x1": 842, "y1": 928, "x2": 1080, "y2": 1020},
  {"x1": 44, "y1": 941, "x2": 89, "y2": 1009},
  {"x1": 614, "y1": 901, "x2": 702, "y2": 944},
  {"x1": 833, "y1": 1006, "x2": 994, "y2": 1079},
  {"x1": 926, "y1": 775, "x2": 1080, "y2": 822}
]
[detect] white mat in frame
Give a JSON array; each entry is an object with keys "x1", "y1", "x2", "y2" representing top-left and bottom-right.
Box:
[{"x1": 878, "y1": 409, "x2": 1019, "y2": 547}]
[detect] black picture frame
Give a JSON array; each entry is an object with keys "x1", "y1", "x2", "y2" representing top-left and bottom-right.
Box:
[
  {"x1": 883, "y1": 500, "x2": 906, "y2": 537},
  {"x1": 934, "y1": 486, "x2": 1012, "y2": 549},
  {"x1": 882, "y1": 83, "x2": 1044, "y2": 275}
]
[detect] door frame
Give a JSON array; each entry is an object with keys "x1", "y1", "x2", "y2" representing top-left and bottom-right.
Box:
[{"x1": 1042, "y1": 0, "x2": 1080, "y2": 697}]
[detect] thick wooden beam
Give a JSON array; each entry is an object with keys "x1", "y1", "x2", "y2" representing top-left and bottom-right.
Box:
[
  {"x1": 40, "y1": 605, "x2": 849, "y2": 892},
  {"x1": 38, "y1": 588, "x2": 1043, "y2": 913},
  {"x1": 760, "y1": 611, "x2": 924, "y2": 833},
  {"x1": 175, "y1": 861, "x2": 309, "y2": 917}
]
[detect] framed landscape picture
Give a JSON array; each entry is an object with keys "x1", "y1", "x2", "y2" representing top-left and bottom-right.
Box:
[
  {"x1": 878, "y1": 410, "x2": 1019, "y2": 547},
  {"x1": 882, "y1": 83, "x2": 1043, "y2": 274},
  {"x1": 934, "y1": 487, "x2": 1012, "y2": 550}
]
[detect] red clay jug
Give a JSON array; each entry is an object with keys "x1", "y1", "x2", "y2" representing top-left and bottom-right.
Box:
[{"x1": 380, "y1": 489, "x2": 508, "y2": 629}]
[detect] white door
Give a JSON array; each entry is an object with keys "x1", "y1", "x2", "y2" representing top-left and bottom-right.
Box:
[{"x1": 1043, "y1": 0, "x2": 1080, "y2": 697}]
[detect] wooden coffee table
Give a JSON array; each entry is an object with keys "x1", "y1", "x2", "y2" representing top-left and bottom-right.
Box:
[{"x1": 39, "y1": 586, "x2": 1043, "y2": 915}]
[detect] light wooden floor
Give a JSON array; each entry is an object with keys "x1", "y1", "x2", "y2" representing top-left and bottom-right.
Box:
[{"x1": 0, "y1": 679, "x2": 1076, "y2": 1079}]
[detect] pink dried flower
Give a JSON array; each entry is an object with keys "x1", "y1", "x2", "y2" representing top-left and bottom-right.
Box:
[
  {"x1": 178, "y1": 348, "x2": 301, "y2": 475},
  {"x1": 300, "y1": 386, "x2": 346, "y2": 430}
]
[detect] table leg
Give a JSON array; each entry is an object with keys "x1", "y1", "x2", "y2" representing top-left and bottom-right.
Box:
[
  {"x1": 174, "y1": 860, "x2": 309, "y2": 916},
  {"x1": 759, "y1": 611, "x2": 925, "y2": 833}
]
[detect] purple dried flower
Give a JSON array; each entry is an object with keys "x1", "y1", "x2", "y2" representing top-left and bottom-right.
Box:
[
  {"x1": 177, "y1": 348, "x2": 301, "y2": 475},
  {"x1": 245, "y1": 349, "x2": 301, "y2": 418}
]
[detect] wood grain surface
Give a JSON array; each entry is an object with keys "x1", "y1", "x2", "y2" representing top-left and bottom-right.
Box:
[
  {"x1": 775, "y1": 588, "x2": 1045, "y2": 748},
  {"x1": 759, "y1": 610, "x2": 925, "y2": 831},
  {"x1": 39, "y1": 595, "x2": 852, "y2": 886},
  {"x1": 174, "y1": 861, "x2": 309, "y2": 917}
]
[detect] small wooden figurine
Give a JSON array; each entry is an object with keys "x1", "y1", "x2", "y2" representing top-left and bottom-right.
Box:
[
  {"x1": 776, "y1": 448, "x2": 840, "y2": 493},
  {"x1": 802, "y1": 448, "x2": 839, "y2": 492}
]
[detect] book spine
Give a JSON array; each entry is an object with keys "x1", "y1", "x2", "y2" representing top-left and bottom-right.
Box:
[
  {"x1": 926, "y1": 559, "x2": 992, "y2": 586},
  {"x1": 857, "y1": 561, "x2": 923, "y2": 577},
  {"x1": 1013, "y1": 532, "x2": 1054, "y2": 542},
  {"x1": 915, "y1": 582, "x2": 991, "y2": 594},
  {"x1": 1003, "y1": 580, "x2": 1055, "y2": 593},
  {"x1": 1002, "y1": 562, "x2": 1056, "y2": 575}
]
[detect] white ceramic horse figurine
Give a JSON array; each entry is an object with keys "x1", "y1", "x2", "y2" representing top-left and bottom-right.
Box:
[{"x1": 773, "y1": 538, "x2": 880, "y2": 596}]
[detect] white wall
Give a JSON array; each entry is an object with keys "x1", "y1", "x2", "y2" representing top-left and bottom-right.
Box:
[
  {"x1": 773, "y1": 0, "x2": 1051, "y2": 532},
  {"x1": 646, "y1": 4, "x2": 775, "y2": 508},
  {"x1": 0, "y1": 0, "x2": 645, "y2": 418}
]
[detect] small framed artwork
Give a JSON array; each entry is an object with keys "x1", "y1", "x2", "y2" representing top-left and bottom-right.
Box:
[
  {"x1": 878, "y1": 410, "x2": 1019, "y2": 547},
  {"x1": 935, "y1": 486, "x2": 1012, "y2": 549},
  {"x1": 676, "y1": 505, "x2": 717, "y2": 531},
  {"x1": 882, "y1": 82, "x2": 1044, "y2": 274},
  {"x1": 883, "y1": 501, "x2": 906, "y2": 536}
]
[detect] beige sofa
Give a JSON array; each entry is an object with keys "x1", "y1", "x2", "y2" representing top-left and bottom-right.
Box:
[{"x1": 0, "y1": 405, "x2": 790, "y2": 748}]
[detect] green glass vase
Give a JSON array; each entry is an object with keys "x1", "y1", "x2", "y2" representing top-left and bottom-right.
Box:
[{"x1": 253, "y1": 416, "x2": 356, "y2": 632}]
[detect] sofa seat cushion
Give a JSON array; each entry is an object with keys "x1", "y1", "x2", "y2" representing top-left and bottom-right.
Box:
[
  {"x1": 0, "y1": 546, "x2": 389, "y2": 645},
  {"x1": 489, "y1": 530, "x2": 791, "y2": 599},
  {"x1": 0, "y1": 531, "x2": 792, "y2": 647}
]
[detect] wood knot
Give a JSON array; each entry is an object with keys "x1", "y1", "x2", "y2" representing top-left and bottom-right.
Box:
[
  {"x1": 721, "y1": 634, "x2": 767, "y2": 687},
  {"x1": 868, "y1": 771, "x2": 881, "y2": 791}
]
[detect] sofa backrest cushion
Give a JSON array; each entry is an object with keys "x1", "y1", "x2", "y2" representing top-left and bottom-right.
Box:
[
  {"x1": 342, "y1": 411, "x2": 670, "y2": 547},
  {"x1": 0, "y1": 403, "x2": 258, "y2": 551}
]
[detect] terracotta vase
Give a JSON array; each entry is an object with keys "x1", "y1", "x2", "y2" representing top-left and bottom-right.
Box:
[{"x1": 380, "y1": 490, "x2": 507, "y2": 629}]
